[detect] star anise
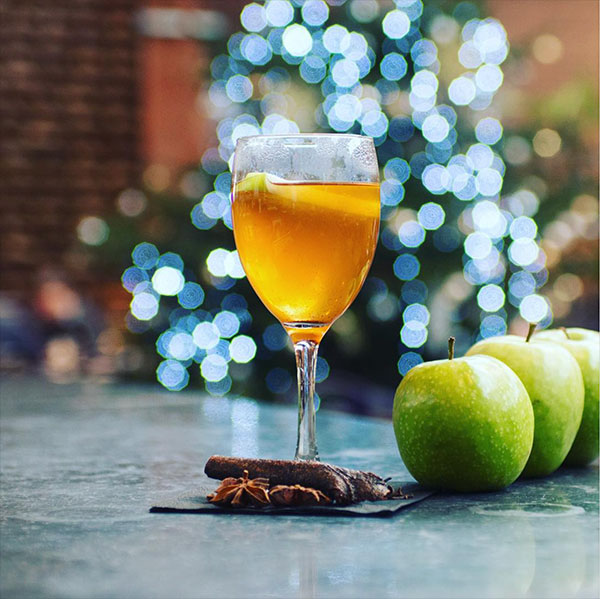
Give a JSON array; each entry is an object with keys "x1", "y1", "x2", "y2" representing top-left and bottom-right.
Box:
[
  {"x1": 207, "y1": 470, "x2": 271, "y2": 507},
  {"x1": 269, "y1": 484, "x2": 331, "y2": 506}
]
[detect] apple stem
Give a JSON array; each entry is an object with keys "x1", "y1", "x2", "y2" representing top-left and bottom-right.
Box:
[
  {"x1": 525, "y1": 322, "x2": 536, "y2": 342},
  {"x1": 448, "y1": 337, "x2": 455, "y2": 360},
  {"x1": 560, "y1": 326, "x2": 571, "y2": 340}
]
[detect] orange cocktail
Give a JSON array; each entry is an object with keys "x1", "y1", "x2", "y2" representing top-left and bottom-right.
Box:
[{"x1": 232, "y1": 176, "x2": 380, "y2": 344}]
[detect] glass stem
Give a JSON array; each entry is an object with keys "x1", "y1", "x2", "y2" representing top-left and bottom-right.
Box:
[{"x1": 294, "y1": 339, "x2": 319, "y2": 461}]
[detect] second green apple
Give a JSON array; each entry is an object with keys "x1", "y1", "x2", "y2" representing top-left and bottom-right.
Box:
[{"x1": 467, "y1": 330, "x2": 584, "y2": 478}]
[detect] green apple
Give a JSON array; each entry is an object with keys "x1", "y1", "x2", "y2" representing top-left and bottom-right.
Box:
[
  {"x1": 533, "y1": 328, "x2": 599, "y2": 466},
  {"x1": 467, "y1": 329, "x2": 584, "y2": 478},
  {"x1": 393, "y1": 340, "x2": 534, "y2": 492}
]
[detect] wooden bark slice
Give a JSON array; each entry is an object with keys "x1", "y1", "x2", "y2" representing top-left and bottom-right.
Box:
[{"x1": 204, "y1": 455, "x2": 392, "y2": 505}]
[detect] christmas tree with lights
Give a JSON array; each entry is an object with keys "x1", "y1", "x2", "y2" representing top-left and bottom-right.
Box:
[{"x1": 84, "y1": 0, "x2": 598, "y2": 413}]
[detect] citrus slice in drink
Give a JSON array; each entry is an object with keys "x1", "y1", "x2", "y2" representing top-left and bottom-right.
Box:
[{"x1": 235, "y1": 172, "x2": 379, "y2": 219}]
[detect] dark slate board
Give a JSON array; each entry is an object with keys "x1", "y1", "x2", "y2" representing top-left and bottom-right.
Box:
[{"x1": 150, "y1": 482, "x2": 434, "y2": 518}]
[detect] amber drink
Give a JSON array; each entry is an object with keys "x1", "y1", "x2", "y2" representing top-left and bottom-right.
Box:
[{"x1": 232, "y1": 178, "x2": 380, "y2": 344}]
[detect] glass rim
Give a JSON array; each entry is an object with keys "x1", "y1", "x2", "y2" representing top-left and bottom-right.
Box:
[{"x1": 236, "y1": 133, "x2": 374, "y2": 142}]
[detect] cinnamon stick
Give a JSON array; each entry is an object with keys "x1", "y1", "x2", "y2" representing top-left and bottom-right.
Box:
[{"x1": 204, "y1": 456, "x2": 392, "y2": 505}]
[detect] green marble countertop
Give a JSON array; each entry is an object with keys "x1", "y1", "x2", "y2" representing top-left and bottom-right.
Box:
[{"x1": 1, "y1": 379, "x2": 598, "y2": 598}]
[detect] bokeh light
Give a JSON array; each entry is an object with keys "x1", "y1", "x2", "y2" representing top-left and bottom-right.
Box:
[
  {"x1": 266, "y1": 0, "x2": 294, "y2": 28},
  {"x1": 398, "y1": 351, "x2": 424, "y2": 376},
  {"x1": 230, "y1": 335, "x2": 257, "y2": 363},
  {"x1": 532, "y1": 34, "x2": 563, "y2": 64},
  {"x1": 477, "y1": 284, "x2": 505, "y2": 312},
  {"x1": 519, "y1": 294, "x2": 549, "y2": 323},
  {"x1": 131, "y1": 292, "x2": 159, "y2": 321},
  {"x1": 475, "y1": 117, "x2": 503, "y2": 145},
  {"x1": 532, "y1": 128, "x2": 562, "y2": 158},
  {"x1": 77, "y1": 216, "x2": 109, "y2": 246},
  {"x1": 120, "y1": 1, "x2": 557, "y2": 399},
  {"x1": 178, "y1": 282, "x2": 205, "y2": 309},
  {"x1": 302, "y1": 0, "x2": 328, "y2": 27},
  {"x1": 282, "y1": 24, "x2": 313, "y2": 57},
  {"x1": 382, "y1": 10, "x2": 410, "y2": 40},
  {"x1": 157, "y1": 360, "x2": 190, "y2": 391},
  {"x1": 152, "y1": 267, "x2": 185, "y2": 296}
]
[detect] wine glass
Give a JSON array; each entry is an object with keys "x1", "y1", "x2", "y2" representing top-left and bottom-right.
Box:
[{"x1": 231, "y1": 134, "x2": 380, "y2": 460}]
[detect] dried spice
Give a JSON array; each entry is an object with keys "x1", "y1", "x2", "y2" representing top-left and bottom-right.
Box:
[
  {"x1": 205, "y1": 455, "x2": 392, "y2": 505},
  {"x1": 204, "y1": 458, "x2": 412, "y2": 510},
  {"x1": 207, "y1": 470, "x2": 270, "y2": 507},
  {"x1": 269, "y1": 484, "x2": 331, "y2": 507}
]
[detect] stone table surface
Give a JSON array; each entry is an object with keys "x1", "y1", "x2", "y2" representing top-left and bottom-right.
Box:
[{"x1": 1, "y1": 379, "x2": 598, "y2": 599}]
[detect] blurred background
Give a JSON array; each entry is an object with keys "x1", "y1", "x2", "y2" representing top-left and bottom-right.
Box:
[{"x1": 1, "y1": 0, "x2": 598, "y2": 417}]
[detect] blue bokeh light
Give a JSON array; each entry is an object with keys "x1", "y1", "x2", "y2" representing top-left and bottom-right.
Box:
[
  {"x1": 178, "y1": 282, "x2": 205, "y2": 309},
  {"x1": 480, "y1": 314, "x2": 507, "y2": 338},
  {"x1": 157, "y1": 252, "x2": 184, "y2": 271},
  {"x1": 418, "y1": 203, "x2": 445, "y2": 230},
  {"x1": 168, "y1": 332, "x2": 196, "y2": 361},
  {"x1": 477, "y1": 284, "x2": 505, "y2": 312},
  {"x1": 448, "y1": 76, "x2": 476, "y2": 105},
  {"x1": 316, "y1": 357, "x2": 330, "y2": 383},
  {"x1": 152, "y1": 267, "x2": 185, "y2": 296},
  {"x1": 205, "y1": 376, "x2": 233, "y2": 397},
  {"x1": 380, "y1": 179, "x2": 405, "y2": 206},
  {"x1": 201, "y1": 354, "x2": 229, "y2": 382},
  {"x1": 475, "y1": 117, "x2": 503, "y2": 145},
  {"x1": 131, "y1": 292, "x2": 159, "y2": 321},
  {"x1": 193, "y1": 322, "x2": 220, "y2": 350},
  {"x1": 300, "y1": 55, "x2": 327, "y2": 83},
  {"x1": 265, "y1": 0, "x2": 294, "y2": 27},
  {"x1": 331, "y1": 58, "x2": 360, "y2": 88},
  {"x1": 399, "y1": 221, "x2": 426, "y2": 248},
  {"x1": 422, "y1": 114, "x2": 449, "y2": 143},
  {"x1": 398, "y1": 351, "x2": 424, "y2": 376},
  {"x1": 241, "y1": 34, "x2": 272, "y2": 65},
  {"x1": 510, "y1": 216, "x2": 538, "y2": 240},
  {"x1": 122, "y1": 267, "x2": 148, "y2": 292},
  {"x1": 302, "y1": 0, "x2": 329, "y2": 27},
  {"x1": 282, "y1": 24, "x2": 313, "y2": 57},
  {"x1": 213, "y1": 311, "x2": 241, "y2": 338},
  {"x1": 380, "y1": 53, "x2": 408, "y2": 81},
  {"x1": 403, "y1": 303, "x2": 430, "y2": 325},
  {"x1": 384, "y1": 158, "x2": 411, "y2": 183},
  {"x1": 226, "y1": 75, "x2": 254, "y2": 103},
  {"x1": 240, "y1": 3, "x2": 267, "y2": 32},
  {"x1": 323, "y1": 24, "x2": 348, "y2": 54},
  {"x1": 230, "y1": 335, "x2": 257, "y2": 363},
  {"x1": 157, "y1": 360, "x2": 189, "y2": 391},
  {"x1": 132, "y1": 242, "x2": 159, "y2": 270},
  {"x1": 401, "y1": 321, "x2": 428, "y2": 348},
  {"x1": 393, "y1": 254, "x2": 421, "y2": 280},
  {"x1": 382, "y1": 10, "x2": 411, "y2": 40},
  {"x1": 401, "y1": 280, "x2": 428, "y2": 304}
]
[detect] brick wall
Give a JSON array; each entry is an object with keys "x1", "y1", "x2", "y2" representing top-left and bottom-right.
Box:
[{"x1": 1, "y1": 1, "x2": 140, "y2": 299}]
